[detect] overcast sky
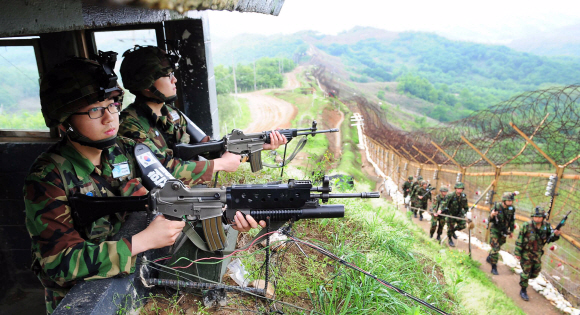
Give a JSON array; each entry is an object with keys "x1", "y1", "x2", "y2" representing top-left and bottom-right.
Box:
[{"x1": 208, "y1": 0, "x2": 580, "y2": 44}]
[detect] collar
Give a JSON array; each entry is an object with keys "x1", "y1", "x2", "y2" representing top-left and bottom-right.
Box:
[
  {"x1": 136, "y1": 100, "x2": 174, "y2": 129},
  {"x1": 59, "y1": 137, "x2": 126, "y2": 181}
]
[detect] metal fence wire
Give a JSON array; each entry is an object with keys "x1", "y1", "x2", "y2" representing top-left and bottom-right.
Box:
[{"x1": 311, "y1": 61, "x2": 580, "y2": 307}]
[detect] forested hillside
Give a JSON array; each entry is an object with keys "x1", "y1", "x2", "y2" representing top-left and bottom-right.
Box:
[{"x1": 212, "y1": 27, "x2": 580, "y2": 122}]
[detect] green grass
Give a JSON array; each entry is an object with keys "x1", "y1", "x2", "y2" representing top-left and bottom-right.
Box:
[
  {"x1": 217, "y1": 94, "x2": 252, "y2": 136},
  {"x1": 0, "y1": 110, "x2": 47, "y2": 130}
]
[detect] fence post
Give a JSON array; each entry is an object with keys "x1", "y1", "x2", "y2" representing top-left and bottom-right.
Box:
[{"x1": 510, "y1": 122, "x2": 563, "y2": 220}]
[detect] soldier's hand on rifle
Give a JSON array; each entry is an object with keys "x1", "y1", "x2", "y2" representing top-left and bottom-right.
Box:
[
  {"x1": 508, "y1": 232, "x2": 513, "y2": 238},
  {"x1": 262, "y1": 130, "x2": 288, "y2": 150},
  {"x1": 515, "y1": 255, "x2": 521, "y2": 260},
  {"x1": 230, "y1": 211, "x2": 267, "y2": 232},
  {"x1": 131, "y1": 215, "x2": 185, "y2": 255},
  {"x1": 214, "y1": 151, "x2": 242, "y2": 172},
  {"x1": 490, "y1": 210, "x2": 498, "y2": 218},
  {"x1": 554, "y1": 230, "x2": 562, "y2": 236}
]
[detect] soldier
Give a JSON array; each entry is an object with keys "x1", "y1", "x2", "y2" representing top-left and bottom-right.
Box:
[
  {"x1": 118, "y1": 46, "x2": 286, "y2": 186},
  {"x1": 441, "y1": 182, "x2": 469, "y2": 247},
  {"x1": 24, "y1": 56, "x2": 261, "y2": 314},
  {"x1": 486, "y1": 192, "x2": 516, "y2": 275},
  {"x1": 515, "y1": 207, "x2": 561, "y2": 301},
  {"x1": 430, "y1": 187, "x2": 448, "y2": 240},
  {"x1": 408, "y1": 175, "x2": 423, "y2": 216},
  {"x1": 402, "y1": 176, "x2": 413, "y2": 198},
  {"x1": 402, "y1": 176, "x2": 413, "y2": 208},
  {"x1": 411, "y1": 180, "x2": 431, "y2": 221}
]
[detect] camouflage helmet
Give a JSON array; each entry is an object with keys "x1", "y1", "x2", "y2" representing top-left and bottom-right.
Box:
[
  {"x1": 502, "y1": 192, "x2": 515, "y2": 201},
  {"x1": 421, "y1": 180, "x2": 427, "y2": 186},
  {"x1": 40, "y1": 53, "x2": 123, "y2": 128},
  {"x1": 531, "y1": 206, "x2": 546, "y2": 218},
  {"x1": 417, "y1": 176, "x2": 423, "y2": 181},
  {"x1": 408, "y1": 176, "x2": 413, "y2": 180},
  {"x1": 120, "y1": 45, "x2": 179, "y2": 94},
  {"x1": 454, "y1": 182, "x2": 465, "y2": 189},
  {"x1": 440, "y1": 187, "x2": 449, "y2": 192}
]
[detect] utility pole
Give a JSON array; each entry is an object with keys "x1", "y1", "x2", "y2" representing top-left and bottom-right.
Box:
[
  {"x1": 253, "y1": 59, "x2": 257, "y2": 91},
  {"x1": 231, "y1": 55, "x2": 238, "y2": 96}
]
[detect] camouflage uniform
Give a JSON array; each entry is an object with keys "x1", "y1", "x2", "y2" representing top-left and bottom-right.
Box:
[
  {"x1": 119, "y1": 45, "x2": 214, "y2": 186},
  {"x1": 411, "y1": 184, "x2": 430, "y2": 219},
  {"x1": 515, "y1": 219, "x2": 559, "y2": 290},
  {"x1": 402, "y1": 178, "x2": 413, "y2": 198},
  {"x1": 430, "y1": 190, "x2": 447, "y2": 238},
  {"x1": 24, "y1": 137, "x2": 147, "y2": 313},
  {"x1": 119, "y1": 101, "x2": 214, "y2": 186},
  {"x1": 487, "y1": 200, "x2": 516, "y2": 265},
  {"x1": 25, "y1": 55, "x2": 149, "y2": 314},
  {"x1": 441, "y1": 189, "x2": 468, "y2": 240}
]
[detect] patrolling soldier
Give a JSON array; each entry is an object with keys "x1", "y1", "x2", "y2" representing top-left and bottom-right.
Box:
[
  {"x1": 408, "y1": 175, "x2": 423, "y2": 214},
  {"x1": 118, "y1": 46, "x2": 287, "y2": 186},
  {"x1": 402, "y1": 176, "x2": 413, "y2": 199},
  {"x1": 411, "y1": 180, "x2": 431, "y2": 221},
  {"x1": 402, "y1": 176, "x2": 413, "y2": 209},
  {"x1": 441, "y1": 182, "x2": 469, "y2": 247},
  {"x1": 515, "y1": 207, "x2": 561, "y2": 301},
  {"x1": 25, "y1": 56, "x2": 261, "y2": 314},
  {"x1": 430, "y1": 187, "x2": 448, "y2": 240},
  {"x1": 486, "y1": 192, "x2": 516, "y2": 275}
]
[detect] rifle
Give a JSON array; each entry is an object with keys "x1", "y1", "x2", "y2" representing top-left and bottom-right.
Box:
[
  {"x1": 69, "y1": 144, "x2": 379, "y2": 252},
  {"x1": 174, "y1": 121, "x2": 339, "y2": 172},
  {"x1": 547, "y1": 211, "x2": 571, "y2": 243},
  {"x1": 421, "y1": 184, "x2": 434, "y2": 198}
]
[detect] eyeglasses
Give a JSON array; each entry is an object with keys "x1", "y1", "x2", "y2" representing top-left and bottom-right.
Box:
[
  {"x1": 72, "y1": 102, "x2": 122, "y2": 119},
  {"x1": 161, "y1": 72, "x2": 175, "y2": 80}
]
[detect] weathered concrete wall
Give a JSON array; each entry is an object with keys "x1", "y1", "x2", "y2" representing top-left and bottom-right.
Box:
[
  {"x1": 0, "y1": 0, "x2": 285, "y2": 37},
  {"x1": 166, "y1": 13, "x2": 220, "y2": 138}
]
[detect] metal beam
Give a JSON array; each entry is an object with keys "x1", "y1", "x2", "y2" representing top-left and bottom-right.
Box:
[{"x1": 510, "y1": 121, "x2": 557, "y2": 168}]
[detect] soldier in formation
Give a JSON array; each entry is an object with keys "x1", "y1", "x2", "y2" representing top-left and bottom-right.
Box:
[
  {"x1": 411, "y1": 180, "x2": 431, "y2": 220},
  {"x1": 402, "y1": 176, "x2": 413, "y2": 208},
  {"x1": 408, "y1": 175, "x2": 423, "y2": 210},
  {"x1": 430, "y1": 187, "x2": 448, "y2": 240},
  {"x1": 24, "y1": 55, "x2": 262, "y2": 314},
  {"x1": 486, "y1": 192, "x2": 516, "y2": 275},
  {"x1": 441, "y1": 182, "x2": 469, "y2": 247},
  {"x1": 515, "y1": 207, "x2": 561, "y2": 301}
]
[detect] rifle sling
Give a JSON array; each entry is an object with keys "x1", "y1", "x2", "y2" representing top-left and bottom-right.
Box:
[{"x1": 263, "y1": 136, "x2": 308, "y2": 168}]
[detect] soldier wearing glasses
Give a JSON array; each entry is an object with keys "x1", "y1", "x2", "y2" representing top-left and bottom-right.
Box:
[{"x1": 24, "y1": 56, "x2": 187, "y2": 313}]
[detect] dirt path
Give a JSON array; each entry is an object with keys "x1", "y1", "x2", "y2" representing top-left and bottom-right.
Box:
[
  {"x1": 239, "y1": 68, "x2": 303, "y2": 133},
  {"x1": 397, "y1": 204, "x2": 561, "y2": 315}
]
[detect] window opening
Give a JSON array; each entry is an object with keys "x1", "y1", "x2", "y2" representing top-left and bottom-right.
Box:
[
  {"x1": 93, "y1": 29, "x2": 158, "y2": 107},
  {"x1": 0, "y1": 45, "x2": 44, "y2": 130}
]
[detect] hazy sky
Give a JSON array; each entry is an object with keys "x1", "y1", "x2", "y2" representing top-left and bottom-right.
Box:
[{"x1": 208, "y1": 0, "x2": 580, "y2": 44}]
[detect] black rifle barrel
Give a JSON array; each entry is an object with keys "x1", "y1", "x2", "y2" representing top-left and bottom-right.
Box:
[
  {"x1": 245, "y1": 205, "x2": 345, "y2": 221},
  {"x1": 310, "y1": 192, "x2": 380, "y2": 199},
  {"x1": 296, "y1": 128, "x2": 339, "y2": 136}
]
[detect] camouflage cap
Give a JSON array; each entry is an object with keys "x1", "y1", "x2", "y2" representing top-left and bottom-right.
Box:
[
  {"x1": 531, "y1": 206, "x2": 546, "y2": 217},
  {"x1": 408, "y1": 176, "x2": 414, "y2": 180},
  {"x1": 502, "y1": 192, "x2": 515, "y2": 201},
  {"x1": 421, "y1": 180, "x2": 427, "y2": 185},
  {"x1": 454, "y1": 182, "x2": 465, "y2": 189},
  {"x1": 120, "y1": 46, "x2": 176, "y2": 93},
  {"x1": 40, "y1": 58, "x2": 122, "y2": 128},
  {"x1": 440, "y1": 187, "x2": 449, "y2": 192}
]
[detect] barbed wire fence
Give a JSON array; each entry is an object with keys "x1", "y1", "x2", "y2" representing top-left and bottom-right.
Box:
[{"x1": 311, "y1": 57, "x2": 580, "y2": 307}]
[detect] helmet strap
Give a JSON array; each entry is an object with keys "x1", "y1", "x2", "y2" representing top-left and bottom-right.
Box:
[
  {"x1": 148, "y1": 85, "x2": 178, "y2": 104},
  {"x1": 63, "y1": 122, "x2": 117, "y2": 150}
]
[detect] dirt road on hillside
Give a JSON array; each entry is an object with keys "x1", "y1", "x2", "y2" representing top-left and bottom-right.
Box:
[
  {"x1": 240, "y1": 68, "x2": 302, "y2": 132},
  {"x1": 397, "y1": 204, "x2": 561, "y2": 315}
]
